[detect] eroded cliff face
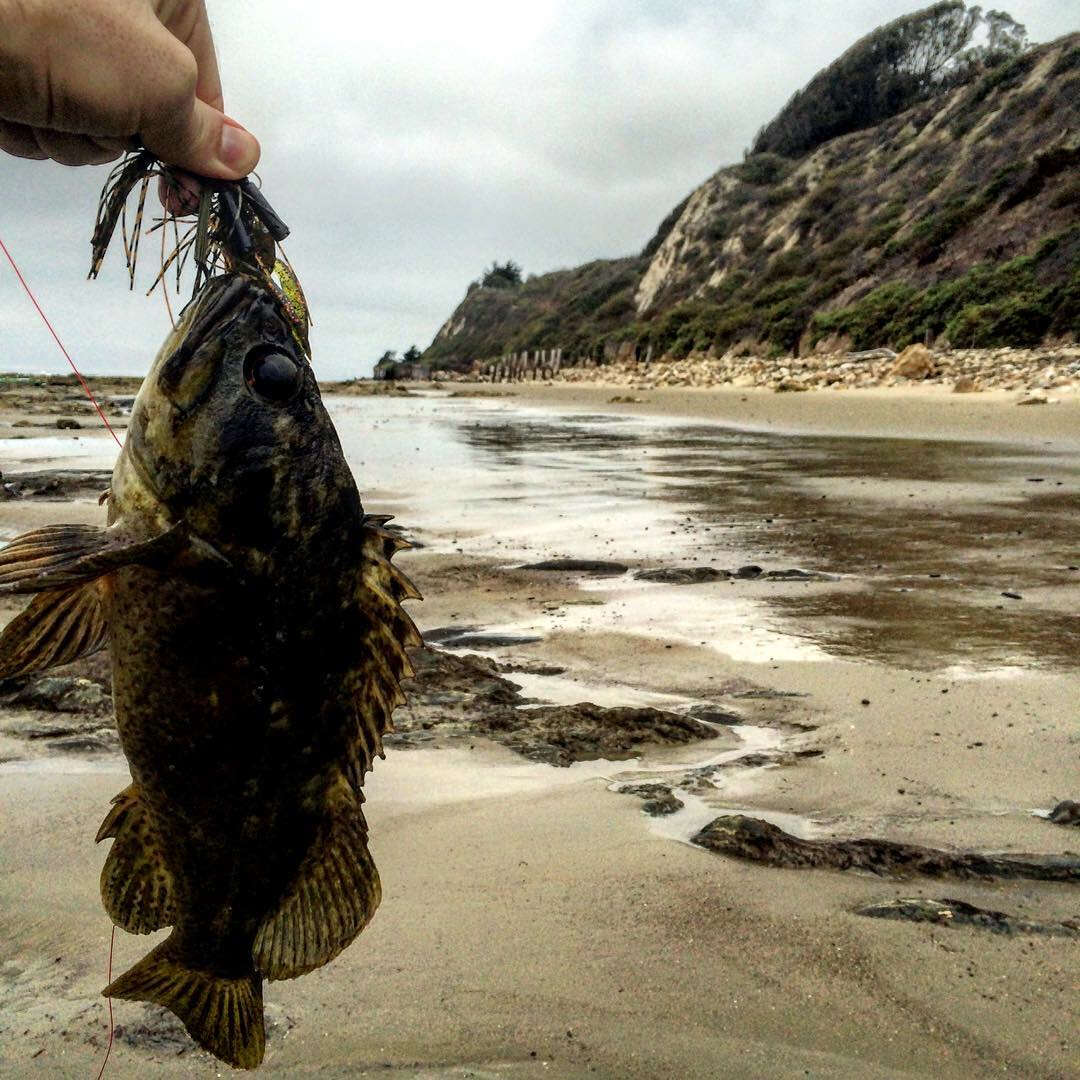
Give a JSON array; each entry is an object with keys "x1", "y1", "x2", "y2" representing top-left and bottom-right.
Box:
[{"x1": 424, "y1": 34, "x2": 1080, "y2": 372}]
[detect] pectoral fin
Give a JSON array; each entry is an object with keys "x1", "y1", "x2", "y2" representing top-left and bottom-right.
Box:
[
  {"x1": 0, "y1": 523, "x2": 187, "y2": 593},
  {"x1": 253, "y1": 789, "x2": 381, "y2": 981},
  {"x1": 96, "y1": 784, "x2": 175, "y2": 934},
  {"x1": 0, "y1": 581, "x2": 108, "y2": 679}
]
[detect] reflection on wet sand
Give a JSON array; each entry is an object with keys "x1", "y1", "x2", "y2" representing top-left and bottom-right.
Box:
[{"x1": 447, "y1": 406, "x2": 1080, "y2": 672}]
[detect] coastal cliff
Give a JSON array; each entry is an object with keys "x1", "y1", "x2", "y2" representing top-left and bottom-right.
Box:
[{"x1": 422, "y1": 30, "x2": 1080, "y2": 375}]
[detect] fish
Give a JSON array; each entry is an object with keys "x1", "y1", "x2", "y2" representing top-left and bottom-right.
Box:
[{"x1": 0, "y1": 271, "x2": 421, "y2": 1068}]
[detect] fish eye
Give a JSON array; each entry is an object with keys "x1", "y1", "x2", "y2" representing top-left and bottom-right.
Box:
[{"x1": 244, "y1": 346, "x2": 302, "y2": 403}]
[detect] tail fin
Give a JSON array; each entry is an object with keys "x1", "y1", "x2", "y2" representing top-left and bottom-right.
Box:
[{"x1": 103, "y1": 934, "x2": 265, "y2": 1069}]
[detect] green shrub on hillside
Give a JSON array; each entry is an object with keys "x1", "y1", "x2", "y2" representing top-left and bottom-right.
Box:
[
  {"x1": 736, "y1": 153, "x2": 792, "y2": 185},
  {"x1": 811, "y1": 227, "x2": 1079, "y2": 348}
]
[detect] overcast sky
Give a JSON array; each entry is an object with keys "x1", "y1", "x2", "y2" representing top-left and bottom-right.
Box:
[{"x1": 0, "y1": 1, "x2": 1075, "y2": 380}]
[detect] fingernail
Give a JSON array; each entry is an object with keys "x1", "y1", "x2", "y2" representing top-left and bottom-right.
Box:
[{"x1": 219, "y1": 121, "x2": 259, "y2": 173}]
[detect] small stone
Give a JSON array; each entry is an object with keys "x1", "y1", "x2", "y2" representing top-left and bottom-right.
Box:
[{"x1": 733, "y1": 565, "x2": 764, "y2": 579}]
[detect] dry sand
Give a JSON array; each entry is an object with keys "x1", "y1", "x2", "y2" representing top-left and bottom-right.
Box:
[{"x1": 1, "y1": 381, "x2": 1078, "y2": 1079}]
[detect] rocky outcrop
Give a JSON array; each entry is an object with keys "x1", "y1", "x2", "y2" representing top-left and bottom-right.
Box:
[
  {"x1": 692, "y1": 815, "x2": 1080, "y2": 881},
  {"x1": 854, "y1": 897, "x2": 1080, "y2": 936}
]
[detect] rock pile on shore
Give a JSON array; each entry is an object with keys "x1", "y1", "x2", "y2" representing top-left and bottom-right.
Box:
[{"x1": 541, "y1": 344, "x2": 1080, "y2": 394}]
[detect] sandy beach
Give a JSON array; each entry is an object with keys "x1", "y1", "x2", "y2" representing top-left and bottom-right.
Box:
[{"x1": 1, "y1": 377, "x2": 1077, "y2": 1079}]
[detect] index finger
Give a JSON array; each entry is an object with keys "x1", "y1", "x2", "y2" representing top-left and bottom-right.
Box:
[{"x1": 157, "y1": 0, "x2": 224, "y2": 111}]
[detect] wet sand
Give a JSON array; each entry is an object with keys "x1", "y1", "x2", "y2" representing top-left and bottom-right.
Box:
[{"x1": 1, "y1": 380, "x2": 1078, "y2": 1078}]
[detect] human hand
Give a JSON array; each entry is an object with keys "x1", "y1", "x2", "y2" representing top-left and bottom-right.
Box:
[{"x1": 0, "y1": 0, "x2": 259, "y2": 179}]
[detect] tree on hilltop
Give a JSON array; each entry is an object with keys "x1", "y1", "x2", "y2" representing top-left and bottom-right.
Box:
[
  {"x1": 751, "y1": 3, "x2": 1030, "y2": 159},
  {"x1": 481, "y1": 260, "x2": 523, "y2": 289}
]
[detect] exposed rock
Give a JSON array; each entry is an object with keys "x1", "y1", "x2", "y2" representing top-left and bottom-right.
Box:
[
  {"x1": 952, "y1": 375, "x2": 978, "y2": 393},
  {"x1": 1047, "y1": 800, "x2": 1080, "y2": 827},
  {"x1": 763, "y1": 568, "x2": 828, "y2": 581},
  {"x1": 392, "y1": 646, "x2": 719, "y2": 765},
  {"x1": 498, "y1": 703, "x2": 717, "y2": 767},
  {"x1": 55, "y1": 417, "x2": 81, "y2": 430},
  {"x1": 733, "y1": 564, "x2": 764, "y2": 579},
  {"x1": 619, "y1": 783, "x2": 685, "y2": 816},
  {"x1": 890, "y1": 344, "x2": 935, "y2": 379},
  {"x1": 855, "y1": 897, "x2": 1080, "y2": 937},
  {"x1": 0, "y1": 469, "x2": 112, "y2": 500},
  {"x1": 437, "y1": 631, "x2": 543, "y2": 649},
  {"x1": 692, "y1": 815, "x2": 1080, "y2": 881},
  {"x1": 519, "y1": 559, "x2": 629, "y2": 576},
  {"x1": 635, "y1": 566, "x2": 729, "y2": 584},
  {"x1": 495, "y1": 660, "x2": 567, "y2": 676},
  {"x1": 0, "y1": 675, "x2": 111, "y2": 714},
  {"x1": 1016, "y1": 390, "x2": 1049, "y2": 405},
  {"x1": 687, "y1": 704, "x2": 744, "y2": 725},
  {"x1": 607, "y1": 395, "x2": 643, "y2": 403}
]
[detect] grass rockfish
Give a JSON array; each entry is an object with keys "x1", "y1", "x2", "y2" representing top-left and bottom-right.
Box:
[{"x1": 0, "y1": 273, "x2": 421, "y2": 1068}]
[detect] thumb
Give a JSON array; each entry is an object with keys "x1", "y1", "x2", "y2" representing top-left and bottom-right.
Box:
[{"x1": 142, "y1": 100, "x2": 260, "y2": 180}]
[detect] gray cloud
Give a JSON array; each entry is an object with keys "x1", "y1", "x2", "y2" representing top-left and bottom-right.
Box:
[{"x1": 1, "y1": 1, "x2": 1075, "y2": 380}]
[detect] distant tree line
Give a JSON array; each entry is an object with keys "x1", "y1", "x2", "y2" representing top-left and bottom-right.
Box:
[{"x1": 751, "y1": 3, "x2": 1029, "y2": 159}]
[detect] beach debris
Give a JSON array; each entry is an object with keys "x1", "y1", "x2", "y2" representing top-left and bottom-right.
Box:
[
  {"x1": 691, "y1": 815, "x2": 1080, "y2": 881},
  {"x1": 854, "y1": 897, "x2": 1080, "y2": 936},
  {"x1": 0, "y1": 272, "x2": 420, "y2": 1068},
  {"x1": 1047, "y1": 800, "x2": 1080, "y2": 827}
]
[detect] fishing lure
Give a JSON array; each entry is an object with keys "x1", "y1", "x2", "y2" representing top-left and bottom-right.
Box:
[{"x1": 89, "y1": 152, "x2": 310, "y2": 357}]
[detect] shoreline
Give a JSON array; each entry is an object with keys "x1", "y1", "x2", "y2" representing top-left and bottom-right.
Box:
[{"x1": 430, "y1": 379, "x2": 1080, "y2": 448}]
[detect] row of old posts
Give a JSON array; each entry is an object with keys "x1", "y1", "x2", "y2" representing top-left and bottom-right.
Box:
[
  {"x1": 476, "y1": 347, "x2": 564, "y2": 382},
  {"x1": 473, "y1": 341, "x2": 655, "y2": 382}
]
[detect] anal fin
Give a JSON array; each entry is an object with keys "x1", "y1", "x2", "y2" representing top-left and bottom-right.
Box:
[
  {"x1": 104, "y1": 933, "x2": 265, "y2": 1070},
  {"x1": 253, "y1": 790, "x2": 381, "y2": 981},
  {"x1": 0, "y1": 581, "x2": 108, "y2": 679},
  {"x1": 96, "y1": 784, "x2": 176, "y2": 934}
]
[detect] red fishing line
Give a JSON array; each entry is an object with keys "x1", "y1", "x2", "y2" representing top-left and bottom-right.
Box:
[
  {"x1": 0, "y1": 233, "x2": 123, "y2": 448},
  {"x1": 1, "y1": 231, "x2": 122, "y2": 1075},
  {"x1": 94, "y1": 925, "x2": 116, "y2": 1080}
]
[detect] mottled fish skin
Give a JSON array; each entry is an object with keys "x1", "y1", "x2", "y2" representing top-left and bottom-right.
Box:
[{"x1": 0, "y1": 273, "x2": 420, "y2": 1068}]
